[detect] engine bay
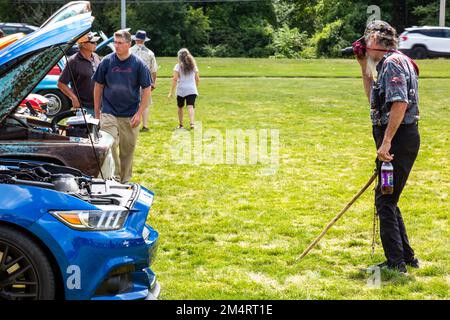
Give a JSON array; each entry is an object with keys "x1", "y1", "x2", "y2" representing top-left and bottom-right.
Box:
[
  {"x1": 0, "y1": 160, "x2": 137, "y2": 208},
  {"x1": 0, "y1": 109, "x2": 100, "y2": 142}
]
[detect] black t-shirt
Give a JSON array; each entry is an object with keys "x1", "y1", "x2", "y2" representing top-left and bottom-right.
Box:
[{"x1": 59, "y1": 52, "x2": 101, "y2": 107}]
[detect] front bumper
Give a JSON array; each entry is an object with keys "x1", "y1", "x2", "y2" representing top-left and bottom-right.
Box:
[
  {"x1": 145, "y1": 281, "x2": 161, "y2": 300},
  {"x1": 91, "y1": 266, "x2": 161, "y2": 300},
  {"x1": 28, "y1": 185, "x2": 160, "y2": 300}
]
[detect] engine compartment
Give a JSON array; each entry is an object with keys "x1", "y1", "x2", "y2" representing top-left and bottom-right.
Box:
[
  {"x1": 0, "y1": 160, "x2": 137, "y2": 207},
  {"x1": 0, "y1": 109, "x2": 99, "y2": 142},
  {"x1": 0, "y1": 108, "x2": 113, "y2": 178}
]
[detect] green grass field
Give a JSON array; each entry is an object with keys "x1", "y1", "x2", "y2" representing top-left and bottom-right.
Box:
[
  {"x1": 155, "y1": 57, "x2": 450, "y2": 78},
  {"x1": 133, "y1": 58, "x2": 449, "y2": 299}
]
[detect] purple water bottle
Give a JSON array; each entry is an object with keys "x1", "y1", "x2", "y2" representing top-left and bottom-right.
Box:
[{"x1": 381, "y1": 162, "x2": 394, "y2": 195}]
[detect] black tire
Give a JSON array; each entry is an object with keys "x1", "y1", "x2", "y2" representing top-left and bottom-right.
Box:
[
  {"x1": 411, "y1": 46, "x2": 427, "y2": 59},
  {"x1": 0, "y1": 225, "x2": 55, "y2": 300},
  {"x1": 37, "y1": 89, "x2": 71, "y2": 117}
]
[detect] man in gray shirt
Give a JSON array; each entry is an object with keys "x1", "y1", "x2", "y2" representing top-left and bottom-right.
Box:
[{"x1": 130, "y1": 30, "x2": 158, "y2": 132}]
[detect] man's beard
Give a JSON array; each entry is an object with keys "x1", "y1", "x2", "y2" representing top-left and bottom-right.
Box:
[{"x1": 366, "y1": 55, "x2": 379, "y2": 80}]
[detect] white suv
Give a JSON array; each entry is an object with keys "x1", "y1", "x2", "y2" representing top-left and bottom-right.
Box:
[{"x1": 399, "y1": 26, "x2": 450, "y2": 59}]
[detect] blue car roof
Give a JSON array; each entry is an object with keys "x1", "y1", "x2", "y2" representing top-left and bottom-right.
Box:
[{"x1": 0, "y1": 12, "x2": 93, "y2": 65}]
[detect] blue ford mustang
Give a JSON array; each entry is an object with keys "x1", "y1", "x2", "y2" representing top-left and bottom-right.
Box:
[{"x1": 0, "y1": 3, "x2": 160, "y2": 300}]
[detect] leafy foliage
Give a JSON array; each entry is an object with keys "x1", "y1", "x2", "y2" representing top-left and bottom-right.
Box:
[
  {"x1": 310, "y1": 20, "x2": 346, "y2": 58},
  {"x1": 413, "y1": 2, "x2": 450, "y2": 26},
  {"x1": 0, "y1": 0, "x2": 447, "y2": 58},
  {"x1": 204, "y1": 2, "x2": 275, "y2": 57},
  {"x1": 268, "y1": 24, "x2": 308, "y2": 59}
]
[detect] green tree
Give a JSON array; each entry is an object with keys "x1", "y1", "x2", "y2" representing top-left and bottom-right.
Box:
[
  {"x1": 413, "y1": 2, "x2": 450, "y2": 25},
  {"x1": 297, "y1": 0, "x2": 367, "y2": 57},
  {"x1": 131, "y1": 3, "x2": 186, "y2": 56},
  {"x1": 180, "y1": 7, "x2": 211, "y2": 56},
  {"x1": 268, "y1": 24, "x2": 308, "y2": 58},
  {"x1": 93, "y1": 2, "x2": 210, "y2": 57},
  {"x1": 309, "y1": 19, "x2": 349, "y2": 57},
  {"x1": 273, "y1": 0, "x2": 318, "y2": 35},
  {"x1": 1, "y1": 0, "x2": 447, "y2": 59},
  {"x1": 204, "y1": 2, "x2": 276, "y2": 57},
  {"x1": 0, "y1": 0, "x2": 60, "y2": 26}
]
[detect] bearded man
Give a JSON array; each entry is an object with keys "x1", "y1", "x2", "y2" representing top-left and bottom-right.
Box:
[{"x1": 357, "y1": 21, "x2": 420, "y2": 274}]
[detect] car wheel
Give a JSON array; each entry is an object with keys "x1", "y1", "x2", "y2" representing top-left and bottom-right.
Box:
[
  {"x1": 411, "y1": 46, "x2": 427, "y2": 59},
  {"x1": 38, "y1": 90, "x2": 71, "y2": 117},
  {"x1": 0, "y1": 225, "x2": 55, "y2": 300}
]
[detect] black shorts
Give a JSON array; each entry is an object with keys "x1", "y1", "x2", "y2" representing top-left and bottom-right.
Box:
[{"x1": 177, "y1": 94, "x2": 197, "y2": 108}]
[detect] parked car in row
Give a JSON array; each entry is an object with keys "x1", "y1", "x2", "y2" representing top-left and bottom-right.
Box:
[
  {"x1": 18, "y1": 94, "x2": 49, "y2": 120},
  {"x1": 0, "y1": 1, "x2": 160, "y2": 300},
  {"x1": 0, "y1": 32, "x2": 26, "y2": 51},
  {"x1": 399, "y1": 26, "x2": 450, "y2": 59},
  {"x1": 32, "y1": 60, "x2": 69, "y2": 116},
  {"x1": 0, "y1": 22, "x2": 38, "y2": 35}
]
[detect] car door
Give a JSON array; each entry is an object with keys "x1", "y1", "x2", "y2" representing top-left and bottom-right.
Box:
[
  {"x1": 426, "y1": 29, "x2": 446, "y2": 53},
  {"x1": 443, "y1": 29, "x2": 450, "y2": 55}
]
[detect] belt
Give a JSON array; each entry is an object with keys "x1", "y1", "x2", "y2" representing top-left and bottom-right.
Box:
[{"x1": 373, "y1": 121, "x2": 418, "y2": 128}]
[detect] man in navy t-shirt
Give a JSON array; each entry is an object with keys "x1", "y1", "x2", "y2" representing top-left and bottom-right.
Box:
[{"x1": 93, "y1": 29, "x2": 151, "y2": 183}]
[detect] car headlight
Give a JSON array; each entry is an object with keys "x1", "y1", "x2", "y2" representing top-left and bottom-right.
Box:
[{"x1": 49, "y1": 210, "x2": 130, "y2": 231}]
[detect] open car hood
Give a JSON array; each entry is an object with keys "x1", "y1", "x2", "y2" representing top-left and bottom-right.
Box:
[{"x1": 0, "y1": 12, "x2": 93, "y2": 125}]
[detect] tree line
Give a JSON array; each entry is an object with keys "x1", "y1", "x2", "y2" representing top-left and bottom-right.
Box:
[{"x1": 0, "y1": 0, "x2": 448, "y2": 58}]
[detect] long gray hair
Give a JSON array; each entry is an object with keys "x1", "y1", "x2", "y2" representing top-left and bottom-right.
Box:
[{"x1": 177, "y1": 48, "x2": 197, "y2": 75}]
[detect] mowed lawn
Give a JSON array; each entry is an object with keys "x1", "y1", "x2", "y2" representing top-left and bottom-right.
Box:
[{"x1": 132, "y1": 58, "x2": 449, "y2": 299}]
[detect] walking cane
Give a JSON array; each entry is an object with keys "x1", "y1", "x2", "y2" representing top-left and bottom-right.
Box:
[{"x1": 296, "y1": 170, "x2": 378, "y2": 262}]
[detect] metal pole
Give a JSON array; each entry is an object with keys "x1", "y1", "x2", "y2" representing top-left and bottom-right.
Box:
[
  {"x1": 121, "y1": 0, "x2": 126, "y2": 29},
  {"x1": 440, "y1": 0, "x2": 446, "y2": 27}
]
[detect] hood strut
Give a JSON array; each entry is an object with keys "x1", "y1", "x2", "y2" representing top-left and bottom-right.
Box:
[{"x1": 58, "y1": 45, "x2": 105, "y2": 182}]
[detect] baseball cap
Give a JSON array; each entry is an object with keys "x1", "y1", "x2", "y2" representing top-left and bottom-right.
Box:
[
  {"x1": 77, "y1": 31, "x2": 100, "y2": 44},
  {"x1": 364, "y1": 20, "x2": 397, "y2": 39}
]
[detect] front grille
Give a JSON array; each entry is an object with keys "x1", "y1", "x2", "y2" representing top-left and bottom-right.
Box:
[{"x1": 94, "y1": 265, "x2": 135, "y2": 296}]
